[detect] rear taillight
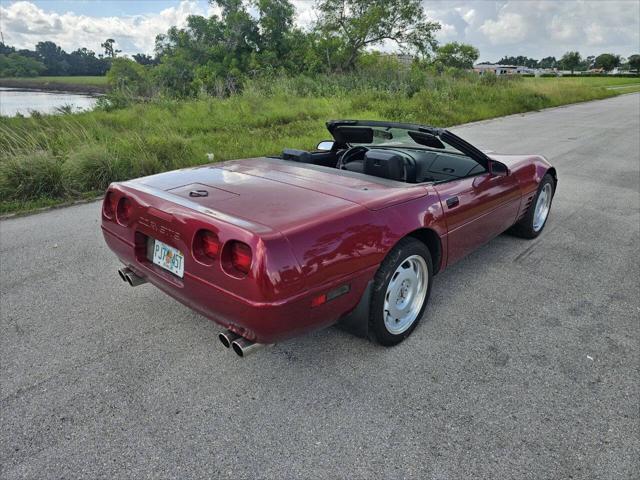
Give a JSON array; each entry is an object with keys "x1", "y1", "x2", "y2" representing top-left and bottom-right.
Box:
[
  {"x1": 117, "y1": 197, "x2": 134, "y2": 225},
  {"x1": 103, "y1": 191, "x2": 116, "y2": 218},
  {"x1": 230, "y1": 241, "x2": 252, "y2": 275},
  {"x1": 194, "y1": 230, "x2": 221, "y2": 261},
  {"x1": 202, "y1": 232, "x2": 221, "y2": 258}
]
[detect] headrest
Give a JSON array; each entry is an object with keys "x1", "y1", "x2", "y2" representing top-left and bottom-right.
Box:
[
  {"x1": 364, "y1": 150, "x2": 409, "y2": 181},
  {"x1": 282, "y1": 149, "x2": 311, "y2": 162}
]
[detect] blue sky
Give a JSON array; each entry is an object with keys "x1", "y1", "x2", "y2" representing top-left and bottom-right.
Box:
[
  {"x1": 1, "y1": 1, "x2": 638, "y2": 62},
  {"x1": 29, "y1": 1, "x2": 209, "y2": 16}
]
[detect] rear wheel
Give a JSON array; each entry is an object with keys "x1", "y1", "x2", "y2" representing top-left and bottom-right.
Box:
[
  {"x1": 510, "y1": 173, "x2": 555, "y2": 239},
  {"x1": 369, "y1": 238, "x2": 433, "y2": 346}
]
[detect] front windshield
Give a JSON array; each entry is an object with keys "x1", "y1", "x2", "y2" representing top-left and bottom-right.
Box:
[{"x1": 338, "y1": 126, "x2": 465, "y2": 155}]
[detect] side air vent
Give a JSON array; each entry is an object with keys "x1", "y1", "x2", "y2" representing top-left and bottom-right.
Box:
[{"x1": 518, "y1": 194, "x2": 535, "y2": 220}]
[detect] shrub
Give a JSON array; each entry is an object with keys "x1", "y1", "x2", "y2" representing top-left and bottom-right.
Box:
[
  {"x1": 107, "y1": 58, "x2": 152, "y2": 96},
  {"x1": 0, "y1": 151, "x2": 65, "y2": 200},
  {"x1": 63, "y1": 144, "x2": 119, "y2": 192},
  {"x1": 143, "y1": 135, "x2": 194, "y2": 170}
]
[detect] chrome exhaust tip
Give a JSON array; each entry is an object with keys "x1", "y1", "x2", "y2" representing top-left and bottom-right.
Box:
[
  {"x1": 118, "y1": 267, "x2": 130, "y2": 282},
  {"x1": 231, "y1": 337, "x2": 272, "y2": 358},
  {"x1": 218, "y1": 330, "x2": 241, "y2": 348},
  {"x1": 118, "y1": 267, "x2": 147, "y2": 287}
]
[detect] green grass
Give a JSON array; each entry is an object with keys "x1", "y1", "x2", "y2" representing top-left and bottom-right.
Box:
[
  {"x1": 1, "y1": 76, "x2": 108, "y2": 86},
  {"x1": 0, "y1": 73, "x2": 636, "y2": 213},
  {"x1": 524, "y1": 76, "x2": 640, "y2": 93}
]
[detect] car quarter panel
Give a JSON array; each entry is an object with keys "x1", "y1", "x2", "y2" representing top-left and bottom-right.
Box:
[{"x1": 283, "y1": 185, "x2": 448, "y2": 287}]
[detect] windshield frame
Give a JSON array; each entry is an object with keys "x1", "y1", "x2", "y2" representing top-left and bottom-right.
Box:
[{"x1": 326, "y1": 120, "x2": 491, "y2": 169}]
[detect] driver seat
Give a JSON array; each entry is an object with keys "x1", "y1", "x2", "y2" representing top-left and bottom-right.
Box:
[{"x1": 342, "y1": 160, "x2": 365, "y2": 173}]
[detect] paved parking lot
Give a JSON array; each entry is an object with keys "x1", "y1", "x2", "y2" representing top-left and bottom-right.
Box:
[{"x1": 1, "y1": 94, "x2": 638, "y2": 479}]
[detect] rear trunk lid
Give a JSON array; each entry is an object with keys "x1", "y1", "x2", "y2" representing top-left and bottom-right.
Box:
[{"x1": 132, "y1": 157, "x2": 428, "y2": 234}]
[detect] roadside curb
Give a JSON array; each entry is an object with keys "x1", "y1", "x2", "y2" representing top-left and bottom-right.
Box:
[{"x1": 0, "y1": 195, "x2": 103, "y2": 220}]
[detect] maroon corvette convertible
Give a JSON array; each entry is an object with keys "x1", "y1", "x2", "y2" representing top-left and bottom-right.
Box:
[{"x1": 102, "y1": 120, "x2": 556, "y2": 356}]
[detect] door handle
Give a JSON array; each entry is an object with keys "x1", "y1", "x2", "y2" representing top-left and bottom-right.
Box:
[{"x1": 446, "y1": 196, "x2": 459, "y2": 208}]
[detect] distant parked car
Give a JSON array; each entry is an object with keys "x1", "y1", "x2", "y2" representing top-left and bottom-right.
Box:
[{"x1": 102, "y1": 120, "x2": 556, "y2": 356}]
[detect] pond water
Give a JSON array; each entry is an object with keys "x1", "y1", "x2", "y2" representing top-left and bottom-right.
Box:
[{"x1": 0, "y1": 87, "x2": 99, "y2": 117}]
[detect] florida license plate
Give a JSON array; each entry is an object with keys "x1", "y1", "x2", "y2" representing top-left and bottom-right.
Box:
[{"x1": 152, "y1": 239, "x2": 185, "y2": 278}]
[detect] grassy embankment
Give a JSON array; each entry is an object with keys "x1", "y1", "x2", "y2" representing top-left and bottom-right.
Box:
[
  {"x1": 0, "y1": 76, "x2": 108, "y2": 93},
  {"x1": 0, "y1": 75, "x2": 638, "y2": 215}
]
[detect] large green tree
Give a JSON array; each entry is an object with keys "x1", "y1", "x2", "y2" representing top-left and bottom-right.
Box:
[
  {"x1": 538, "y1": 56, "x2": 557, "y2": 69},
  {"x1": 256, "y1": 0, "x2": 295, "y2": 59},
  {"x1": 0, "y1": 53, "x2": 46, "y2": 77},
  {"x1": 594, "y1": 53, "x2": 621, "y2": 72},
  {"x1": 560, "y1": 51, "x2": 581, "y2": 74},
  {"x1": 496, "y1": 55, "x2": 538, "y2": 68},
  {"x1": 628, "y1": 54, "x2": 640, "y2": 73},
  {"x1": 435, "y1": 42, "x2": 479, "y2": 69},
  {"x1": 101, "y1": 38, "x2": 121, "y2": 58},
  {"x1": 315, "y1": 0, "x2": 440, "y2": 71},
  {"x1": 36, "y1": 41, "x2": 69, "y2": 75},
  {"x1": 154, "y1": 0, "x2": 303, "y2": 94}
]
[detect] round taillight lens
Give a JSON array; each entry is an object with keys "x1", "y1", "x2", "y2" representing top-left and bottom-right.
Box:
[
  {"x1": 117, "y1": 197, "x2": 134, "y2": 225},
  {"x1": 103, "y1": 191, "x2": 116, "y2": 218},
  {"x1": 230, "y1": 241, "x2": 252, "y2": 275},
  {"x1": 193, "y1": 230, "x2": 221, "y2": 264},
  {"x1": 201, "y1": 231, "x2": 221, "y2": 259}
]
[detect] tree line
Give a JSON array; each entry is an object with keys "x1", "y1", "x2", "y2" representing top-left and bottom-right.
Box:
[
  {"x1": 1, "y1": 0, "x2": 638, "y2": 88},
  {"x1": 482, "y1": 52, "x2": 639, "y2": 74},
  {"x1": 0, "y1": 40, "x2": 115, "y2": 77},
  {"x1": 1, "y1": 0, "x2": 475, "y2": 84}
]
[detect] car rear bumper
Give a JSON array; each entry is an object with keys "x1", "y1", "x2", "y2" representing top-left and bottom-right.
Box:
[{"x1": 103, "y1": 227, "x2": 376, "y2": 343}]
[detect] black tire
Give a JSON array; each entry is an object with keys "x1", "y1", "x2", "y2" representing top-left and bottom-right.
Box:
[
  {"x1": 369, "y1": 237, "x2": 433, "y2": 346},
  {"x1": 509, "y1": 173, "x2": 555, "y2": 239}
]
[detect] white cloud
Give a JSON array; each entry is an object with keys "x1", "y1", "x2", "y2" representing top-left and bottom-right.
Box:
[
  {"x1": 479, "y1": 12, "x2": 529, "y2": 45},
  {"x1": 0, "y1": 0, "x2": 207, "y2": 56},
  {"x1": 0, "y1": 0, "x2": 638, "y2": 61},
  {"x1": 423, "y1": 1, "x2": 639, "y2": 61},
  {"x1": 291, "y1": 0, "x2": 317, "y2": 28},
  {"x1": 549, "y1": 15, "x2": 578, "y2": 42}
]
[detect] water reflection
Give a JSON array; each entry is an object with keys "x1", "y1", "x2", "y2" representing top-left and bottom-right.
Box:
[{"x1": 0, "y1": 87, "x2": 99, "y2": 117}]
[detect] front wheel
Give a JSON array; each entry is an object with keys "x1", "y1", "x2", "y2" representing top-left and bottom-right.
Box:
[
  {"x1": 369, "y1": 238, "x2": 433, "y2": 346},
  {"x1": 510, "y1": 173, "x2": 555, "y2": 239}
]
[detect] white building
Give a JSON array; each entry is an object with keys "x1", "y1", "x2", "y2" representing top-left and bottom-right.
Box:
[{"x1": 473, "y1": 64, "x2": 536, "y2": 75}]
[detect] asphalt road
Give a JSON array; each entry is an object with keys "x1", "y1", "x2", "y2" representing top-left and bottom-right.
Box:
[{"x1": 1, "y1": 94, "x2": 639, "y2": 479}]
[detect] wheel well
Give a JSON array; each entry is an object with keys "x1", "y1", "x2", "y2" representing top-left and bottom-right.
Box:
[
  {"x1": 546, "y1": 167, "x2": 558, "y2": 186},
  {"x1": 407, "y1": 228, "x2": 443, "y2": 274}
]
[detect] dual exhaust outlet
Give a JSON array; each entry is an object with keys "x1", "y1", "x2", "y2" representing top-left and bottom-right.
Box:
[
  {"x1": 218, "y1": 330, "x2": 272, "y2": 358},
  {"x1": 118, "y1": 267, "x2": 147, "y2": 287},
  {"x1": 117, "y1": 268, "x2": 268, "y2": 358}
]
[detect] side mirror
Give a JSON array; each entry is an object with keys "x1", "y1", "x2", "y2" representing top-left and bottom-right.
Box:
[
  {"x1": 489, "y1": 160, "x2": 509, "y2": 176},
  {"x1": 316, "y1": 140, "x2": 334, "y2": 151}
]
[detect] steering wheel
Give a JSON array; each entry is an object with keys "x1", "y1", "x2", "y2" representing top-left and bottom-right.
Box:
[{"x1": 338, "y1": 146, "x2": 369, "y2": 170}]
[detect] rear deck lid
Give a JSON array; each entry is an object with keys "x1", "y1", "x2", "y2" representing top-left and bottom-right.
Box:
[
  {"x1": 135, "y1": 157, "x2": 427, "y2": 232},
  {"x1": 135, "y1": 162, "x2": 367, "y2": 233}
]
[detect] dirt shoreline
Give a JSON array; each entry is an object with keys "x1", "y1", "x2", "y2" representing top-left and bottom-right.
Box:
[{"x1": 0, "y1": 79, "x2": 109, "y2": 94}]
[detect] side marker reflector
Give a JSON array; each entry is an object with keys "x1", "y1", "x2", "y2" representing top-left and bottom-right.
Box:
[{"x1": 311, "y1": 284, "x2": 350, "y2": 307}]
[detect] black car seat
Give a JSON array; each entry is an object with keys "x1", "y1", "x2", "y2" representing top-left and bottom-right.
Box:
[{"x1": 363, "y1": 150, "x2": 416, "y2": 182}]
